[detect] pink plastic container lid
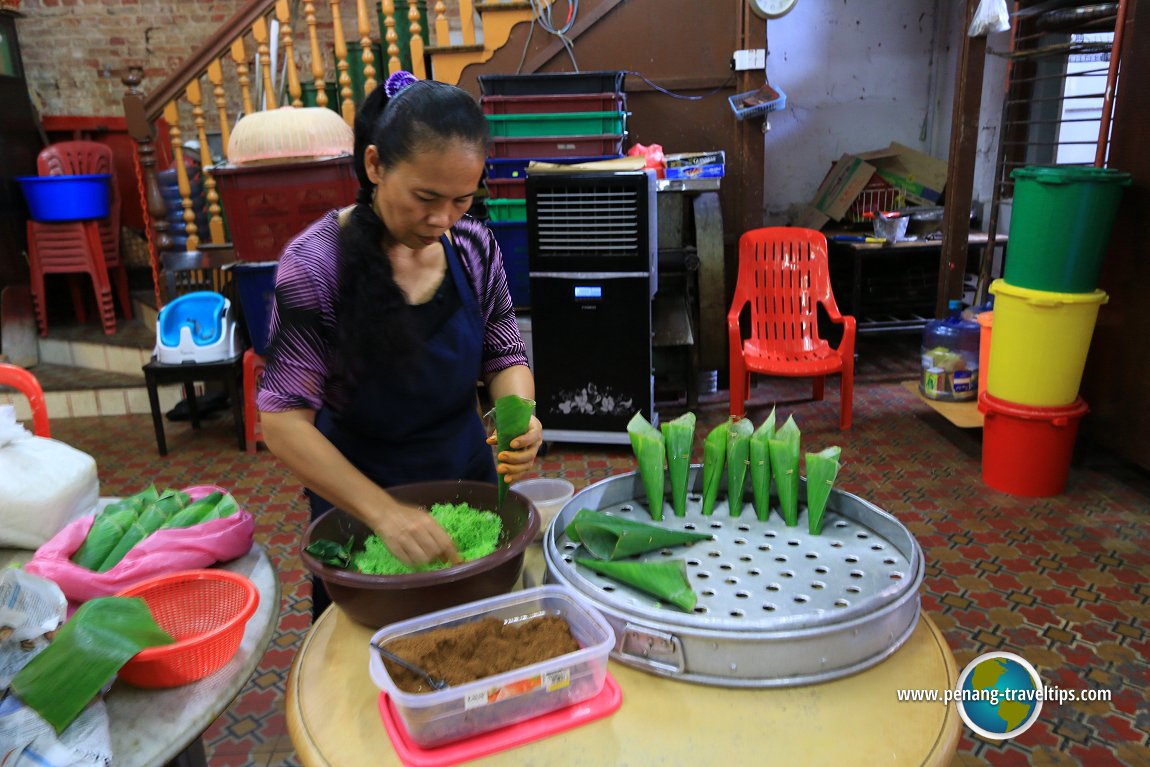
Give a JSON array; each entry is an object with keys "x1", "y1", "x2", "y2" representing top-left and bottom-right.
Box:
[{"x1": 377, "y1": 671, "x2": 622, "y2": 767}]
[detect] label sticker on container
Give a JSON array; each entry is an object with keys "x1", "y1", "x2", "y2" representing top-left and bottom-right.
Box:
[
  {"x1": 462, "y1": 668, "x2": 572, "y2": 710},
  {"x1": 543, "y1": 668, "x2": 571, "y2": 692}
]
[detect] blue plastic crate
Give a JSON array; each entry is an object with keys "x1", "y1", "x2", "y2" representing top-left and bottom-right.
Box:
[
  {"x1": 232, "y1": 262, "x2": 278, "y2": 355},
  {"x1": 488, "y1": 221, "x2": 529, "y2": 308}
]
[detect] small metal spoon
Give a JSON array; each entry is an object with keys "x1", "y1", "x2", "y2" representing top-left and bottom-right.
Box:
[{"x1": 372, "y1": 642, "x2": 449, "y2": 690}]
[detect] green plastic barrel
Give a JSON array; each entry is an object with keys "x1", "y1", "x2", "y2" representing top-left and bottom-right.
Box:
[{"x1": 1006, "y1": 165, "x2": 1131, "y2": 293}]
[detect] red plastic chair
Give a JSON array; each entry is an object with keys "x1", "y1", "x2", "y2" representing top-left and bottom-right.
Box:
[
  {"x1": 27, "y1": 141, "x2": 132, "y2": 336},
  {"x1": 0, "y1": 363, "x2": 51, "y2": 438},
  {"x1": 727, "y1": 227, "x2": 856, "y2": 430},
  {"x1": 243, "y1": 349, "x2": 266, "y2": 453}
]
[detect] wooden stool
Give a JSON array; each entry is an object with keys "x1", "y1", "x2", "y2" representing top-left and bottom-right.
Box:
[{"x1": 142, "y1": 354, "x2": 245, "y2": 456}]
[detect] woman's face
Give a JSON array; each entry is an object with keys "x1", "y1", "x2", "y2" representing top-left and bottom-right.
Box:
[{"x1": 366, "y1": 140, "x2": 486, "y2": 250}]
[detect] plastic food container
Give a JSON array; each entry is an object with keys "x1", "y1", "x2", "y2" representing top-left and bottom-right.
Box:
[
  {"x1": 368, "y1": 585, "x2": 615, "y2": 748},
  {"x1": 511, "y1": 478, "x2": 574, "y2": 541}
]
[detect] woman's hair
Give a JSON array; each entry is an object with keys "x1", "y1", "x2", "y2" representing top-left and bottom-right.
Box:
[{"x1": 335, "y1": 77, "x2": 489, "y2": 379}]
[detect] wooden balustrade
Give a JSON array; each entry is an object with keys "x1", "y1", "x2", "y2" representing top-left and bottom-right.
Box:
[{"x1": 121, "y1": 0, "x2": 523, "y2": 294}]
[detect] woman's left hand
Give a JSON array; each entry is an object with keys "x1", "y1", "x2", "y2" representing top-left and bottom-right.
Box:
[{"x1": 488, "y1": 415, "x2": 543, "y2": 484}]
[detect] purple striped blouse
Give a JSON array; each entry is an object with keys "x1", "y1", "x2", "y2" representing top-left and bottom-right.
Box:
[{"x1": 256, "y1": 210, "x2": 527, "y2": 414}]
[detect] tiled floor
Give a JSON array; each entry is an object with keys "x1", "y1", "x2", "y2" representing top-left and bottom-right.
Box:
[{"x1": 29, "y1": 333, "x2": 1150, "y2": 766}]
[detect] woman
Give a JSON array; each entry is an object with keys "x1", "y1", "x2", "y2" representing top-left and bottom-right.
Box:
[{"x1": 257, "y1": 72, "x2": 542, "y2": 616}]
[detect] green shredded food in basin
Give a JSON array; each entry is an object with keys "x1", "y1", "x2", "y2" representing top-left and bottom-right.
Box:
[{"x1": 353, "y1": 502, "x2": 503, "y2": 574}]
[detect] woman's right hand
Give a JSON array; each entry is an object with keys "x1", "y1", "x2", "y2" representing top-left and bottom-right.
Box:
[{"x1": 376, "y1": 501, "x2": 461, "y2": 567}]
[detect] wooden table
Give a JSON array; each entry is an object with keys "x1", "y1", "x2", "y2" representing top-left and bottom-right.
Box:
[
  {"x1": 287, "y1": 547, "x2": 961, "y2": 767},
  {"x1": 2, "y1": 544, "x2": 280, "y2": 767}
]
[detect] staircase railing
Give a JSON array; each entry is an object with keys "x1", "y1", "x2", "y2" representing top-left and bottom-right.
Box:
[{"x1": 121, "y1": 0, "x2": 528, "y2": 306}]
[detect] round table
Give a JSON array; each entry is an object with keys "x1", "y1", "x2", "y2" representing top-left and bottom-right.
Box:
[
  {"x1": 286, "y1": 547, "x2": 961, "y2": 766},
  {"x1": 2, "y1": 543, "x2": 280, "y2": 767}
]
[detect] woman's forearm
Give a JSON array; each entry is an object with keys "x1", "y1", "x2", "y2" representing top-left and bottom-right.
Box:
[{"x1": 486, "y1": 364, "x2": 535, "y2": 403}]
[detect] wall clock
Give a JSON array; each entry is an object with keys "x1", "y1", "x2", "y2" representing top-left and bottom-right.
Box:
[{"x1": 748, "y1": 0, "x2": 798, "y2": 20}]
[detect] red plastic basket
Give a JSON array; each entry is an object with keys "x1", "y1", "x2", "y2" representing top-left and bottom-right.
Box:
[{"x1": 116, "y1": 569, "x2": 259, "y2": 688}]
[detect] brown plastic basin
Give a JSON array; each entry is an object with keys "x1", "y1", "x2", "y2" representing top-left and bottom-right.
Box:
[{"x1": 301, "y1": 481, "x2": 539, "y2": 628}]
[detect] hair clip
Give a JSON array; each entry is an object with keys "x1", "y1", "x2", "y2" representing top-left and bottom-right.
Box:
[{"x1": 385, "y1": 71, "x2": 419, "y2": 99}]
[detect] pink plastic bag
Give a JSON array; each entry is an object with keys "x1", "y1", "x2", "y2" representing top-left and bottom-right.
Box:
[{"x1": 24, "y1": 485, "x2": 255, "y2": 606}]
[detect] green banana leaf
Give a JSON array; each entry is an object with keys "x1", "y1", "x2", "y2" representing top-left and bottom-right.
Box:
[
  {"x1": 700, "y1": 420, "x2": 730, "y2": 516},
  {"x1": 627, "y1": 412, "x2": 666, "y2": 521},
  {"x1": 750, "y1": 407, "x2": 777, "y2": 521},
  {"x1": 97, "y1": 522, "x2": 149, "y2": 572},
  {"x1": 70, "y1": 507, "x2": 136, "y2": 571},
  {"x1": 494, "y1": 395, "x2": 535, "y2": 508},
  {"x1": 135, "y1": 491, "x2": 190, "y2": 535},
  {"x1": 11, "y1": 596, "x2": 174, "y2": 734},
  {"x1": 576, "y1": 557, "x2": 697, "y2": 612},
  {"x1": 566, "y1": 508, "x2": 711, "y2": 560},
  {"x1": 660, "y1": 412, "x2": 695, "y2": 517},
  {"x1": 305, "y1": 537, "x2": 355, "y2": 568},
  {"x1": 206, "y1": 493, "x2": 239, "y2": 520},
  {"x1": 161, "y1": 491, "x2": 224, "y2": 529},
  {"x1": 805, "y1": 446, "x2": 842, "y2": 535},
  {"x1": 70, "y1": 485, "x2": 159, "y2": 569},
  {"x1": 726, "y1": 417, "x2": 754, "y2": 516},
  {"x1": 768, "y1": 415, "x2": 802, "y2": 527}
]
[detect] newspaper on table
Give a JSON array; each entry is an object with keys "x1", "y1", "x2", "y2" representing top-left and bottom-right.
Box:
[{"x1": 0, "y1": 568, "x2": 112, "y2": 766}]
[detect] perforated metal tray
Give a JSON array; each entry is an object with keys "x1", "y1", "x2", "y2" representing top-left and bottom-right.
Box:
[{"x1": 543, "y1": 467, "x2": 923, "y2": 687}]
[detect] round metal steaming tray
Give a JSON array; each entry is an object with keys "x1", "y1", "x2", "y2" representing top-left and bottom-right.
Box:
[{"x1": 544, "y1": 467, "x2": 923, "y2": 687}]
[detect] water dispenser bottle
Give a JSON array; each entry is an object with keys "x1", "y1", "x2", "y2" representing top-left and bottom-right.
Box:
[{"x1": 920, "y1": 300, "x2": 980, "y2": 401}]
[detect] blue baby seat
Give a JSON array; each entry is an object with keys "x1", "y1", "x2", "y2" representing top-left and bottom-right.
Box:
[{"x1": 155, "y1": 291, "x2": 239, "y2": 364}]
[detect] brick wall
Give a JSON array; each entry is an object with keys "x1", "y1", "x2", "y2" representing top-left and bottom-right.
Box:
[
  {"x1": 17, "y1": 0, "x2": 248, "y2": 117},
  {"x1": 17, "y1": 0, "x2": 464, "y2": 118}
]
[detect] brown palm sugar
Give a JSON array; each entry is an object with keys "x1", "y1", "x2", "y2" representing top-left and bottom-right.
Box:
[{"x1": 381, "y1": 615, "x2": 580, "y2": 694}]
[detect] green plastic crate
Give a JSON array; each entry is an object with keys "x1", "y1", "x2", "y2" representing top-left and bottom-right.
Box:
[
  {"x1": 486, "y1": 198, "x2": 527, "y2": 222},
  {"x1": 485, "y1": 111, "x2": 627, "y2": 138}
]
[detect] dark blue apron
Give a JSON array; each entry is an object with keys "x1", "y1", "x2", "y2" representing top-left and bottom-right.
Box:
[{"x1": 308, "y1": 234, "x2": 496, "y2": 521}]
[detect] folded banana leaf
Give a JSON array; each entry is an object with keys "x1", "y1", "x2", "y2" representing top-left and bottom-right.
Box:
[
  {"x1": 700, "y1": 420, "x2": 730, "y2": 516},
  {"x1": 495, "y1": 394, "x2": 535, "y2": 508},
  {"x1": 70, "y1": 507, "x2": 137, "y2": 571},
  {"x1": 134, "y1": 490, "x2": 190, "y2": 534},
  {"x1": 202, "y1": 492, "x2": 239, "y2": 522},
  {"x1": 627, "y1": 411, "x2": 666, "y2": 521},
  {"x1": 566, "y1": 508, "x2": 711, "y2": 560},
  {"x1": 726, "y1": 417, "x2": 754, "y2": 516},
  {"x1": 161, "y1": 491, "x2": 224, "y2": 529},
  {"x1": 806, "y1": 446, "x2": 842, "y2": 535},
  {"x1": 768, "y1": 415, "x2": 802, "y2": 527},
  {"x1": 660, "y1": 412, "x2": 696, "y2": 517},
  {"x1": 750, "y1": 407, "x2": 777, "y2": 521},
  {"x1": 576, "y1": 557, "x2": 697, "y2": 612},
  {"x1": 70, "y1": 485, "x2": 159, "y2": 569},
  {"x1": 11, "y1": 596, "x2": 174, "y2": 733}
]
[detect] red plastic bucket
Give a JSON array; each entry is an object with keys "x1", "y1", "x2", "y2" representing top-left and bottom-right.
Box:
[{"x1": 980, "y1": 392, "x2": 1089, "y2": 497}]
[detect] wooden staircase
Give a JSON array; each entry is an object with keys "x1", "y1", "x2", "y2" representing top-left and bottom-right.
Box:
[{"x1": 121, "y1": 0, "x2": 537, "y2": 299}]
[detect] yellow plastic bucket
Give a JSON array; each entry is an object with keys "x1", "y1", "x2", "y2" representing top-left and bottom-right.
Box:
[{"x1": 987, "y1": 280, "x2": 1107, "y2": 406}]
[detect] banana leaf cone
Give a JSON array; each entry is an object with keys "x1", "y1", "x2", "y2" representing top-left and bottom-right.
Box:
[
  {"x1": 203, "y1": 492, "x2": 239, "y2": 521},
  {"x1": 69, "y1": 507, "x2": 137, "y2": 570},
  {"x1": 566, "y1": 508, "x2": 712, "y2": 560},
  {"x1": 750, "y1": 407, "x2": 777, "y2": 521},
  {"x1": 627, "y1": 412, "x2": 666, "y2": 521},
  {"x1": 768, "y1": 415, "x2": 802, "y2": 527},
  {"x1": 805, "y1": 446, "x2": 842, "y2": 535},
  {"x1": 494, "y1": 394, "x2": 535, "y2": 508},
  {"x1": 161, "y1": 491, "x2": 224, "y2": 529},
  {"x1": 660, "y1": 412, "x2": 695, "y2": 517},
  {"x1": 96, "y1": 484, "x2": 158, "y2": 519},
  {"x1": 700, "y1": 420, "x2": 730, "y2": 516},
  {"x1": 135, "y1": 490, "x2": 191, "y2": 535},
  {"x1": 726, "y1": 417, "x2": 754, "y2": 516},
  {"x1": 97, "y1": 521, "x2": 150, "y2": 572},
  {"x1": 576, "y1": 557, "x2": 697, "y2": 612},
  {"x1": 11, "y1": 596, "x2": 173, "y2": 733}
]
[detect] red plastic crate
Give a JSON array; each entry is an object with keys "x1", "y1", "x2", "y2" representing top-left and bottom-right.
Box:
[
  {"x1": 489, "y1": 135, "x2": 625, "y2": 160},
  {"x1": 485, "y1": 178, "x2": 526, "y2": 200},
  {"x1": 481, "y1": 92, "x2": 627, "y2": 115},
  {"x1": 213, "y1": 156, "x2": 359, "y2": 261}
]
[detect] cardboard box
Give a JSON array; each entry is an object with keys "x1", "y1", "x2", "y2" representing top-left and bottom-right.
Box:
[
  {"x1": 664, "y1": 150, "x2": 726, "y2": 169},
  {"x1": 793, "y1": 143, "x2": 948, "y2": 229},
  {"x1": 664, "y1": 163, "x2": 725, "y2": 180},
  {"x1": 858, "y1": 142, "x2": 948, "y2": 206}
]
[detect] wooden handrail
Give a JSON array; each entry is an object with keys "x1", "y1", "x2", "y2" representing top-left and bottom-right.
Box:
[{"x1": 142, "y1": 0, "x2": 277, "y2": 120}]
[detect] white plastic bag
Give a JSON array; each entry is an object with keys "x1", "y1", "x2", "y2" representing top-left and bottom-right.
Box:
[
  {"x1": 0, "y1": 406, "x2": 99, "y2": 549},
  {"x1": 969, "y1": 0, "x2": 1011, "y2": 36}
]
